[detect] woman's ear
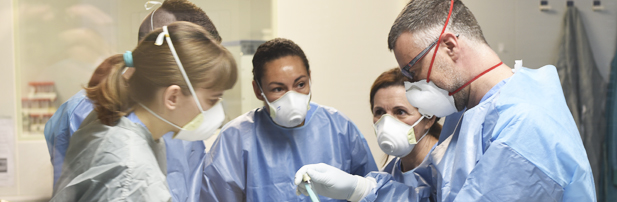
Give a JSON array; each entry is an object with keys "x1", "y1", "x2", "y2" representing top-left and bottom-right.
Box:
[
  {"x1": 424, "y1": 116, "x2": 437, "y2": 130},
  {"x1": 163, "y1": 85, "x2": 182, "y2": 110},
  {"x1": 252, "y1": 80, "x2": 265, "y2": 101}
]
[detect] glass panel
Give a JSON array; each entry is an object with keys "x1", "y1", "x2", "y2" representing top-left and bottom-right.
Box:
[{"x1": 14, "y1": 0, "x2": 273, "y2": 137}]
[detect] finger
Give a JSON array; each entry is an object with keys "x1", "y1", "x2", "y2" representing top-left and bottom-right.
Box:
[
  {"x1": 296, "y1": 182, "x2": 309, "y2": 196},
  {"x1": 311, "y1": 163, "x2": 330, "y2": 172},
  {"x1": 294, "y1": 166, "x2": 309, "y2": 185},
  {"x1": 299, "y1": 183, "x2": 309, "y2": 196},
  {"x1": 305, "y1": 168, "x2": 328, "y2": 184}
]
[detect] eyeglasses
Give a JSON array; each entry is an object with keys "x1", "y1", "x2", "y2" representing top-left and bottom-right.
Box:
[
  {"x1": 400, "y1": 34, "x2": 459, "y2": 81},
  {"x1": 400, "y1": 38, "x2": 439, "y2": 81}
]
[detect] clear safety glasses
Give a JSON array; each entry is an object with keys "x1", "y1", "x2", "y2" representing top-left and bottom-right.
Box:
[
  {"x1": 400, "y1": 38, "x2": 439, "y2": 81},
  {"x1": 400, "y1": 34, "x2": 459, "y2": 81}
]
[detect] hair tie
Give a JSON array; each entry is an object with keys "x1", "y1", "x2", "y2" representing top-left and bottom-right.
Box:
[{"x1": 123, "y1": 51, "x2": 134, "y2": 67}]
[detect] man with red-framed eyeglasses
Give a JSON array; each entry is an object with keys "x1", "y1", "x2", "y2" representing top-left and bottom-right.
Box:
[{"x1": 294, "y1": 0, "x2": 595, "y2": 201}]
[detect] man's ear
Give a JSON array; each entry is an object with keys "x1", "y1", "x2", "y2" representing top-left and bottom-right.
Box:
[
  {"x1": 252, "y1": 80, "x2": 265, "y2": 101},
  {"x1": 163, "y1": 85, "x2": 182, "y2": 110},
  {"x1": 442, "y1": 32, "x2": 460, "y2": 62}
]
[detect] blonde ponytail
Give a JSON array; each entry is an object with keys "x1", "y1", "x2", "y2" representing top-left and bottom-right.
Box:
[{"x1": 86, "y1": 54, "x2": 133, "y2": 126}]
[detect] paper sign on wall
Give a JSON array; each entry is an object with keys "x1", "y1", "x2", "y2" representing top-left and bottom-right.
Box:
[{"x1": 0, "y1": 117, "x2": 15, "y2": 186}]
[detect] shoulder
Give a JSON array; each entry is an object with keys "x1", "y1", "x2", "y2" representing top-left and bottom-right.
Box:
[
  {"x1": 72, "y1": 117, "x2": 151, "y2": 159},
  {"x1": 219, "y1": 108, "x2": 259, "y2": 136},
  {"x1": 492, "y1": 94, "x2": 590, "y2": 188},
  {"x1": 46, "y1": 91, "x2": 87, "y2": 130},
  {"x1": 306, "y1": 103, "x2": 364, "y2": 142},
  {"x1": 64, "y1": 90, "x2": 89, "y2": 114},
  {"x1": 310, "y1": 102, "x2": 354, "y2": 124}
]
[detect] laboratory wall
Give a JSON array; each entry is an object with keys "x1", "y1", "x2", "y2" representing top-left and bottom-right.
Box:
[
  {"x1": 464, "y1": 0, "x2": 616, "y2": 81},
  {"x1": 276, "y1": 0, "x2": 409, "y2": 165},
  {"x1": 0, "y1": 1, "x2": 54, "y2": 201}
]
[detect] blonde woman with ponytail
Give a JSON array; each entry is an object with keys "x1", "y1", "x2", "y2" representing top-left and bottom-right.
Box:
[{"x1": 51, "y1": 21, "x2": 237, "y2": 202}]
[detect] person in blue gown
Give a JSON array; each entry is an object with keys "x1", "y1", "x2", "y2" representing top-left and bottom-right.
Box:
[
  {"x1": 200, "y1": 38, "x2": 378, "y2": 202},
  {"x1": 44, "y1": 1, "x2": 222, "y2": 201},
  {"x1": 51, "y1": 21, "x2": 237, "y2": 201},
  {"x1": 295, "y1": 0, "x2": 596, "y2": 201},
  {"x1": 369, "y1": 67, "x2": 442, "y2": 201}
]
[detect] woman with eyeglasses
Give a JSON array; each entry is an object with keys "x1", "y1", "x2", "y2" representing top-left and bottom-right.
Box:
[{"x1": 51, "y1": 21, "x2": 237, "y2": 202}]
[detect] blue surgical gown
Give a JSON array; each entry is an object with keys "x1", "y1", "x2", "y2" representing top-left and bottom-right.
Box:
[
  {"x1": 380, "y1": 157, "x2": 433, "y2": 202},
  {"x1": 362, "y1": 65, "x2": 596, "y2": 201},
  {"x1": 201, "y1": 102, "x2": 378, "y2": 201},
  {"x1": 44, "y1": 90, "x2": 92, "y2": 185},
  {"x1": 44, "y1": 91, "x2": 206, "y2": 202}
]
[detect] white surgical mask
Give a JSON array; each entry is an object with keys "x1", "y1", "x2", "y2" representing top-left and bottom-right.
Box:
[
  {"x1": 257, "y1": 82, "x2": 311, "y2": 128},
  {"x1": 374, "y1": 114, "x2": 429, "y2": 157},
  {"x1": 140, "y1": 26, "x2": 225, "y2": 141},
  {"x1": 404, "y1": 80, "x2": 458, "y2": 117}
]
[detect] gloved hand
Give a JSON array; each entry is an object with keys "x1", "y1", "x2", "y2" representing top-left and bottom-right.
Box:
[{"x1": 294, "y1": 163, "x2": 376, "y2": 201}]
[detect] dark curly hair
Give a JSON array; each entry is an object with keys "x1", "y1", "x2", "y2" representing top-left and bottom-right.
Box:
[{"x1": 252, "y1": 38, "x2": 310, "y2": 85}]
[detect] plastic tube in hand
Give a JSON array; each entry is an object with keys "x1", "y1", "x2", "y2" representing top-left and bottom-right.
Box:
[{"x1": 303, "y1": 173, "x2": 321, "y2": 202}]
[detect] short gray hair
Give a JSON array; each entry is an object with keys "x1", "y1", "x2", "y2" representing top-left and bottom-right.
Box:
[{"x1": 387, "y1": 0, "x2": 487, "y2": 50}]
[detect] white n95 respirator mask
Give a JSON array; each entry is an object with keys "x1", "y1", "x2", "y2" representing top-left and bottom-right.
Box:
[
  {"x1": 374, "y1": 114, "x2": 429, "y2": 157},
  {"x1": 404, "y1": 80, "x2": 458, "y2": 118},
  {"x1": 257, "y1": 83, "x2": 311, "y2": 128},
  {"x1": 139, "y1": 26, "x2": 225, "y2": 141}
]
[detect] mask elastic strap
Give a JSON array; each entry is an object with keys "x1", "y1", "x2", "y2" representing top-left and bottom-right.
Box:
[
  {"x1": 410, "y1": 115, "x2": 425, "y2": 128},
  {"x1": 138, "y1": 102, "x2": 182, "y2": 130},
  {"x1": 145, "y1": 1, "x2": 162, "y2": 31},
  {"x1": 408, "y1": 116, "x2": 426, "y2": 144},
  {"x1": 426, "y1": 0, "x2": 454, "y2": 83},
  {"x1": 416, "y1": 128, "x2": 430, "y2": 144},
  {"x1": 255, "y1": 81, "x2": 273, "y2": 107},
  {"x1": 447, "y1": 61, "x2": 503, "y2": 96},
  {"x1": 308, "y1": 79, "x2": 313, "y2": 101},
  {"x1": 155, "y1": 26, "x2": 206, "y2": 112}
]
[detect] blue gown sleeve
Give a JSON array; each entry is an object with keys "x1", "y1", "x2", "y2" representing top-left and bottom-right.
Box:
[
  {"x1": 452, "y1": 104, "x2": 593, "y2": 202},
  {"x1": 163, "y1": 134, "x2": 207, "y2": 202},
  {"x1": 187, "y1": 141, "x2": 207, "y2": 201},
  {"x1": 44, "y1": 101, "x2": 71, "y2": 187},
  {"x1": 347, "y1": 121, "x2": 379, "y2": 176},
  {"x1": 44, "y1": 91, "x2": 92, "y2": 187},
  {"x1": 44, "y1": 101, "x2": 70, "y2": 156},
  {"x1": 452, "y1": 142, "x2": 564, "y2": 201},
  {"x1": 68, "y1": 96, "x2": 93, "y2": 135},
  {"x1": 200, "y1": 128, "x2": 247, "y2": 202},
  {"x1": 360, "y1": 172, "x2": 427, "y2": 202}
]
